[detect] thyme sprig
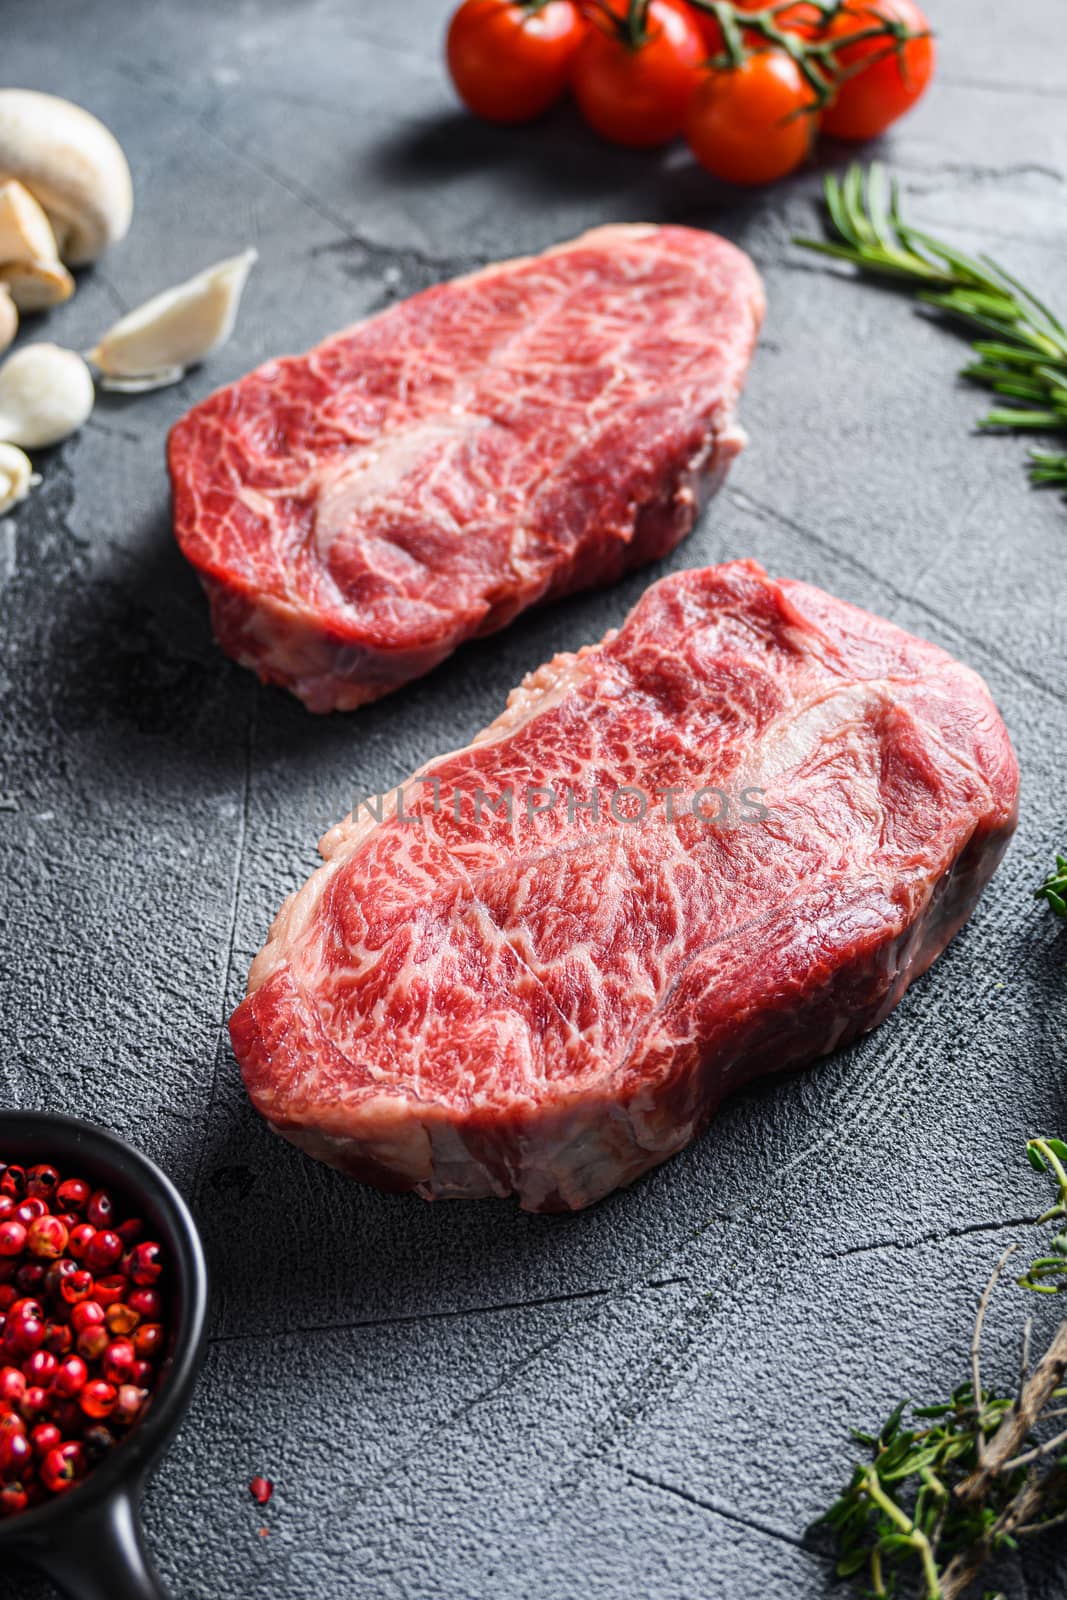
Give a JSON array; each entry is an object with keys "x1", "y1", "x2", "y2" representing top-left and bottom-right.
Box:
[
  {"x1": 818, "y1": 1140, "x2": 1067, "y2": 1598},
  {"x1": 795, "y1": 164, "x2": 1067, "y2": 496},
  {"x1": 1036, "y1": 854, "x2": 1067, "y2": 920}
]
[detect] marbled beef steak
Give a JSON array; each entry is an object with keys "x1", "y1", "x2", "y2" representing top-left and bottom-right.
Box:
[
  {"x1": 230, "y1": 561, "x2": 1019, "y2": 1211},
  {"x1": 167, "y1": 225, "x2": 763, "y2": 711}
]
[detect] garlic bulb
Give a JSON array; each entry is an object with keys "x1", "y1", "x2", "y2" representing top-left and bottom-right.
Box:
[
  {"x1": 87, "y1": 248, "x2": 257, "y2": 392},
  {"x1": 0, "y1": 343, "x2": 94, "y2": 448},
  {"x1": 0, "y1": 441, "x2": 35, "y2": 514}
]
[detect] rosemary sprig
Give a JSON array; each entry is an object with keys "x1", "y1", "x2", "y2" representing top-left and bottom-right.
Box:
[
  {"x1": 1036, "y1": 854, "x2": 1067, "y2": 919},
  {"x1": 1030, "y1": 451, "x2": 1067, "y2": 493},
  {"x1": 818, "y1": 1139, "x2": 1067, "y2": 1598},
  {"x1": 795, "y1": 164, "x2": 1067, "y2": 496}
]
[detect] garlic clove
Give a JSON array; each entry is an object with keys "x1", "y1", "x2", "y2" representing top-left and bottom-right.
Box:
[
  {"x1": 1, "y1": 256, "x2": 75, "y2": 312},
  {"x1": 0, "y1": 440, "x2": 36, "y2": 515},
  {"x1": 0, "y1": 343, "x2": 94, "y2": 449},
  {"x1": 0, "y1": 180, "x2": 60, "y2": 266},
  {"x1": 87, "y1": 248, "x2": 257, "y2": 392},
  {"x1": 0, "y1": 286, "x2": 17, "y2": 353}
]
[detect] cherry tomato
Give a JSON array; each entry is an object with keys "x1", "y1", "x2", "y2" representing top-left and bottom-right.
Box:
[
  {"x1": 686, "y1": 49, "x2": 817, "y2": 185},
  {"x1": 570, "y1": 0, "x2": 706, "y2": 148},
  {"x1": 820, "y1": 0, "x2": 934, "y2": 140},
  {"x1": 446, "y1": 0, "x2": 586, "y2": 124},
  {"x1": 776, "y1": 2, "x2": 826, "y2": 37}
]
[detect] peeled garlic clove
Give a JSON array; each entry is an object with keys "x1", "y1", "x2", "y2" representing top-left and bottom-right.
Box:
[
  {"x1": 0, "y1": 441, "x2": 35, "y2": 515},
  {"x1": 87, "y1": 248, "x2": 257, "y2": 392},
  {"x1": 0, "y1": 287, "x2": 16, "y2": 353},
  {"x1": 1, "y1": 256, "x2": 74, "y2": 312},
  {"x1": 0, "y1": 343, "x2": 94, "y2": 448}
]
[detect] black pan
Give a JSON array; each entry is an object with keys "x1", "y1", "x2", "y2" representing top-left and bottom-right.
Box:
[{"x1": 0, "y1": 1112, "x2": 209, "y2": 1600}]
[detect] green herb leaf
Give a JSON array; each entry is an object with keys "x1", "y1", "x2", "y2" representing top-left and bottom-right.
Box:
[
  {"x1": 1036, "y1": 857, "x2": 1067, "y2": 918},
  {"x1": 794, "y1": 163, "x2": 1067, "y2": 499}
]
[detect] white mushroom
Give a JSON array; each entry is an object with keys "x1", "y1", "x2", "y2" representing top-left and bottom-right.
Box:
[
  {"x1": 0, "y1": 343, "x2": 94, "y2": 448},
  {"x1": 0, "y1": 441, "x2": 35, "y2": 514},
  {"x1": 0, "y1": 180, "x2": 74, "y2": 310},
  {"x1": 0, "y1": 287, "x2": 16, "y2": 353},
  {"x1": 87, "y1": 249, "x2": 257, "y2": 392},
  {"x1": 0, "y1": 91, "x2": 133, "y2": 266}
]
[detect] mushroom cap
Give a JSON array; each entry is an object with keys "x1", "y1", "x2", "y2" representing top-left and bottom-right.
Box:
[{"x1": 0, "y1": 90, "x2": 133, "y2": 266}]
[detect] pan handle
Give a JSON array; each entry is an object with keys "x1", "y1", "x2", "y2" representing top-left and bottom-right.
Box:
[{"x1": 31, "y1": 1484, "x2": 169, "y2": 1600}]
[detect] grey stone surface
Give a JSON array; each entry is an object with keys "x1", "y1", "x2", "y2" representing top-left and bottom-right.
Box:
[{"x1": 2, "y1": 0, "x2": 1067, "y2": 1595}]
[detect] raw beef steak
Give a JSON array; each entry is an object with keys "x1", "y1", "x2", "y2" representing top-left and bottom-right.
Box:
[
  {"x1": 168, "y1": 225, "x2": 763, "y2": 712},
  {"x1": 230, "y1": 561, "x2": 1018, "y2": 1211}
]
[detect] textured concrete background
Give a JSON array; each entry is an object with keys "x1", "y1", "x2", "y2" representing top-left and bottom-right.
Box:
[{"x1": 2, "y1": 1, "x2": 1066, "y2": 1595}]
